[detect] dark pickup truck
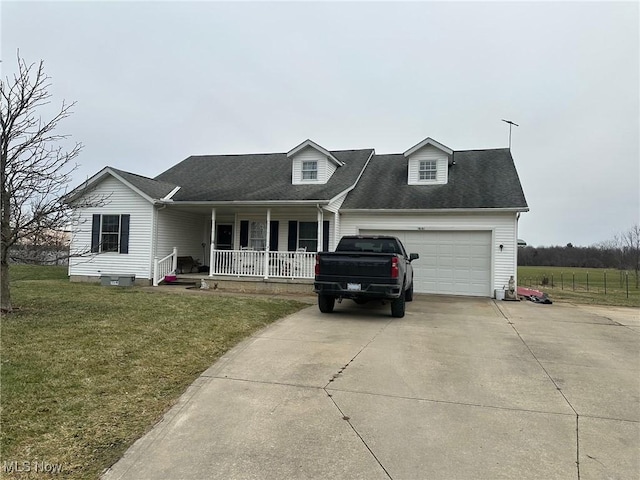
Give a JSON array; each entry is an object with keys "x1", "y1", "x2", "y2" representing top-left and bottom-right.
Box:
[{"x1": 313, "y1": 235, "x2": 419, "y2": 318}]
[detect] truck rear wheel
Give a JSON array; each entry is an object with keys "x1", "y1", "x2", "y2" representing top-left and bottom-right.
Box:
[
  {"x1": 391, "y1": 291, "x2": 405, "y2": 318},
  {"x1": 405, "y1": 282, "x2": 414, "y2": 302},
  {"x1": 318, "y1": 294, "x2": 335, "y2": 313}
]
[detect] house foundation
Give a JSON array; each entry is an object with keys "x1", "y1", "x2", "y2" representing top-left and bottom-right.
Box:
[
  {"x1": 69, "y1": 275, "x2": 152, "y2": 286},
  {"x1": 181, "y1": 274, "x2": 315, "y2": 295}
]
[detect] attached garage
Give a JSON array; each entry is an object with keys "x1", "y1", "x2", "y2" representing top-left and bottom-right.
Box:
[
  {"x1": 339, "y1": 143, "x2": 528, "y2": 298},
  {"x1": 360, "y1": 229, "x2": 492, "y2": 296}
]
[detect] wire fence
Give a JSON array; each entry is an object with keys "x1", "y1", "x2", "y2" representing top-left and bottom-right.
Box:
[{"x1": 519, "y1": 270, "x2": 638, "y2": 298}]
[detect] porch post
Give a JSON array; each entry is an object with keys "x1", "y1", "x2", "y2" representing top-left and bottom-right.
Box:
[
  {"x1": 264, "y1": 208, "x2": 271, "y2": 279},
  {"x1": 172, "y1": 247, "x2": 178, "y2": 273},
  {"x1": 317, "y1": 207, "x2": 324, "y2": 252},
  {"x1": 209, "y1": 208, "x2": 216, "y2": 276},
  {"x1": 334, "y1": 211, "x2": 340, "y2": 252}
]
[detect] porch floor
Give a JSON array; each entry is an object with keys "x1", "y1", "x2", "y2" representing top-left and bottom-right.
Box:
[{"x1": 176, "y1": 273, "x2": 315, "y2": 296}]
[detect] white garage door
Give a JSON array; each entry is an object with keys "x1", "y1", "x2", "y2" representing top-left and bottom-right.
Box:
[{"x1": 360, "y1": 230, "x2": 492, "y2": 297}]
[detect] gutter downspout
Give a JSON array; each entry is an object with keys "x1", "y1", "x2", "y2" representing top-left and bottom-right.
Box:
[{"x1": 515, "y1": 212, "x2": 521, "y2": 287}]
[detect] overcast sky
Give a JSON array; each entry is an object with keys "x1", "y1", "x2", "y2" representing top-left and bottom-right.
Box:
[{"x1": 2, "y1": 1, "x2": 638, "y2": 247}]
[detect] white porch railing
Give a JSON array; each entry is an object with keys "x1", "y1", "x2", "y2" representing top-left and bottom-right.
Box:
[
  {"x1": 211, "y1": 250, "x2": 315, "y2": 279},
  {"x1": 153, "y1": 247, "x2": 178, "y2": 286}
]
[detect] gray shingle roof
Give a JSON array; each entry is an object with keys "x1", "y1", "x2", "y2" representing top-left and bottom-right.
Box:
[
  {"x1": 341, "y1": 149, "x2": 528, "y2": 210},
  {"x1": 154, "y1": 149, "x2": 373, "y2": 202},
  {"x1": 110, "y1": 168, "x2": 178, "y2": 200},
  {"x1": 95, "y1": 147, "x2": 527, "y2": 211}
]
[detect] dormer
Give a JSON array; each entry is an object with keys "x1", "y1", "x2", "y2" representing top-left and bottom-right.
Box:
[
  {"x1": 404, "y1": 137, "x2": 453, "y2": 185},
  {"x1": 288, "y1": 139, "x2": 344, "y2": 185}
]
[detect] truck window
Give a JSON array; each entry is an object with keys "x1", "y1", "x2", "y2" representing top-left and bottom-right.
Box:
[{"x1": 336, "y1": 238, "x2": 399, "y2": 253}]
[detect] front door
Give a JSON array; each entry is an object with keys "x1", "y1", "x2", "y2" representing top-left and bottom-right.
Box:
[{"x1": 216, "y1": 224, "x2": 233, "y2": 250}]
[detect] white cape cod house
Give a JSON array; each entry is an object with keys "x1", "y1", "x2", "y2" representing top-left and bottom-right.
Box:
[{"x1": 67, "y1": 137, "x2": 528, "y2": 297}]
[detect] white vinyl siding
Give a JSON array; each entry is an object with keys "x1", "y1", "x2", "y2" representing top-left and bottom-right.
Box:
[
  {"x1": 69, "y1": 176, "x2": 154, "y2": 280},
  {"x1": 156, "y1": 208, "x2": 207, "y2": 263},
  {"x1": 407, "y1": 145, "x2": 448, "y2": 185},
  {"x1": 325, "y1": 191, "x2": 348, "y2": 213},
  {"x1": 333, "y1": 212, "x2": 341, "y2": 251},
  {"x1": 340, "y1": 212, "x2": 519, "y2": 296},
  {"x1": 291, "y1": 147, "x2": 337, "y2": 184}
]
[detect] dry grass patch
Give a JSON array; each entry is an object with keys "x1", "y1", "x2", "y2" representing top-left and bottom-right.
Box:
[{"x1": 1, "y1": 266, "x2": 307, "y2": 479}]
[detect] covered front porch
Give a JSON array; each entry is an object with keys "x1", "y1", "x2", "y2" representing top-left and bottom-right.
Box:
[{"x1": 152, "y1": 204, "x2": 336, "y2": 286}]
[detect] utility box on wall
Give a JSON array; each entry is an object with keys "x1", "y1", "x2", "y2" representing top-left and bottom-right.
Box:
[{"x1": 100, "y1": 275, "x2": 136, "y2": 287}]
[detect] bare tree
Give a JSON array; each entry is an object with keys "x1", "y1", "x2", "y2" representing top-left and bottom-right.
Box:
[
  {"x1": 1, "y1": 53, "x2": 82, "y2": 313},
  {"x1": 622, "y1": 224, "x2": 640, "y2": 288},
  {"x1": 596, "y1": 235, "x2": 624, "y2": 269}
]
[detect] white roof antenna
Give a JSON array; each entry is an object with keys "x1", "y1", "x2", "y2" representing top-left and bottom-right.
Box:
[{"x1": 501, "y1": 119, "x2": 519, "y2": 150}]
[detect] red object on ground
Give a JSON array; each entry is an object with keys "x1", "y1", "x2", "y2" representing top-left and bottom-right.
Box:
[
  {"x1": 164, "y1": 275, "x2": 177, "y2": 283},
  {"x1": 517, "y1": 286, "x2": 552, "y2": 304}
]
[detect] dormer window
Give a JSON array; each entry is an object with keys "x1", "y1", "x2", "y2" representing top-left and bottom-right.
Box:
[
  {"x1": 405, "y1": 137, "x2": 453, "y2": 186},
  {"x1": 419, "y1": 160, "x2": 437, "y2": 181},
  {"x1": 288, "y1": 139, "x2": 344, "y2": 185},
  {"x1": 302, "y1": 160, "x2": 318, "y2": 181}
]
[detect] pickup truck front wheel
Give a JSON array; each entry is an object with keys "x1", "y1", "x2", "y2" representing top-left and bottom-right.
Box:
[
  {"x1": 391, "y1": 291, "x2": 406, "y2": 318},
  {"x1": 318, "y1": 294, "x2": 335, "y2": 313}
]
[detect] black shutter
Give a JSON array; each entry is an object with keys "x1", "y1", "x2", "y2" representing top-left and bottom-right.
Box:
[
  {"x1": 119, "y1": 215, "x2": 130, "y2": 254},
  {"x1": 240, "y1": 221, "x2": 249, "y2": 248},
  {"x1": 269, "y1": 221, "x2": 279, "y2": 251},
  {"x1": 322, "y1": 220, "x2": 330, "y2": 252},
  {"x1": 288, "y1": 221, "x2": 298, "y2": 251},
  {"x1": 91, "y1": 214, "x2": 101, "y2": 253}
]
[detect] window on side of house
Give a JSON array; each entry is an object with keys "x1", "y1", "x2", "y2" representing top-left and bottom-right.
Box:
[
  {"x1": 249, "y1": 221, "x2": 266, "y2": 250},
  {"x1": 91, "y1": 214, "x2": 130, "y2": 254},
  {"x1": 298, "y1": 222, "x2": 318, "y2": 252},
  {"x1": 101, "y1": 215, "x2": 121, "y2": 252},
  {"x1": 419, "y1": 160, "x2": 437, "y2": 181},
  {"x1": 302, "y1": 160, "x2": 318, "y2": 181}
]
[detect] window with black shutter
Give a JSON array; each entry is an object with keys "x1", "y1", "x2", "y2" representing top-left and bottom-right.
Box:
[
  {"x1": 90, "y1": 214, "x2": 130, "y2": 254},
  {"x1": 286, "y1": 220, "x2": 330, "y2": 252}
]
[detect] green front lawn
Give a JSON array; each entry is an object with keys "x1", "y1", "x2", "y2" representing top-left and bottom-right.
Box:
[{"x1": 1, "y1": 266, "x2": 307, "y2": 479}]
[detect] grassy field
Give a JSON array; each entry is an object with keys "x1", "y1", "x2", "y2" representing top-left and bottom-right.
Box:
[
  {"x1": 1, "y1": 265, "x2": 307, "y2": 479},
  {"x1": 518, "y1": 266, "x2": 639, "y2": 307}
]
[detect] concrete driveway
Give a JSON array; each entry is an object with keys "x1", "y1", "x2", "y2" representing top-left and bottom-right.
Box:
[{"x1": 103, "y1": 296, "x2": 639, "y2": 480}]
